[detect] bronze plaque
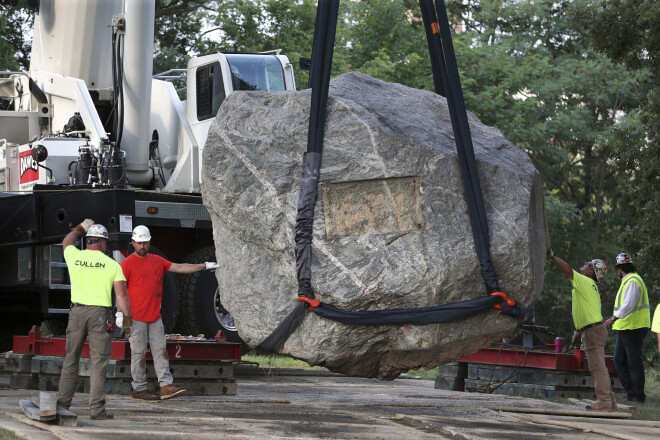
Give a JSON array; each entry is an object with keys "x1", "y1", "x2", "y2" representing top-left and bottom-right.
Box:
[{"x1": 321, "y1": 176, "x2": 425, "y2": 238}]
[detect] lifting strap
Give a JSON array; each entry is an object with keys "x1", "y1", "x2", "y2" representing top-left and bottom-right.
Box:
[
  {"x1": 257, "y1": 0, "x2": 522, "y2": 354},
  {"x1": 420, "y1": 0, "x2": 499, "y2": 294}
]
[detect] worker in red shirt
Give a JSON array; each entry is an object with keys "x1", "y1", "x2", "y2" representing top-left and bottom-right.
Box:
[{"x1": 121, "y1": 225, "x2": 219, "y2": 401}]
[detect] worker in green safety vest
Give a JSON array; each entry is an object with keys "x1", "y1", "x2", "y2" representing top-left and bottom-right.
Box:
[
  {"x1": 548, "y1": 250, "x2": 615, "y2": 411},
  {"x1": 58, "y1": 219, "x2": 130, "y2": 420},
  {"x1": 604, "y1": 252, "x2": 650, "y2": 404},
  {"x1": 652, "y1": 304, "x2": 660, "y2": 356}
]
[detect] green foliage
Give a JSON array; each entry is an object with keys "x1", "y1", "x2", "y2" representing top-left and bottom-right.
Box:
[
  {"x1": 242, "y1": 353, "x2": 327, "y2": 370},
  {"x1": 333, "y1": 0, "x2": 429, "y2": 89},
  {"x1": 575, "y1": 0, "x2": 660, "y2": 74},
  {"x1": 205, "y1": 0, "x2": 318, "y2": 88},
  {"x1": 0, "y1": 428, "x2": 19, "y2": 440},
  {"x1": 153, "y1": 4, "x2": 206, "y2": 74},
  {"x1": 573, "y1": 0, "x2": 660, "y2": 310},
  {"x1": 2, "y1": 0, "x2": 657, "y2": 341},
  {"x1": 448, "y1": 0, "x2": 654, "y2": 337},
  {"x1": 0, "y1": 2, "x2": 33, "y2": 71},
  {"x1": 632, "y1": 365, "x2": 660, "y2": 420}
]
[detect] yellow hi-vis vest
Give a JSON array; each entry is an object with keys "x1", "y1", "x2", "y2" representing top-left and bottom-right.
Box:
[{"x1": 613, "y1": 273, "x2": 650, "y2": 330}]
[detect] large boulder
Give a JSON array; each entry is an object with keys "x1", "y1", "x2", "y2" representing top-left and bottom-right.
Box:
[{"x1": 201, "y1": 71, "x2": 548, "y2": 379}]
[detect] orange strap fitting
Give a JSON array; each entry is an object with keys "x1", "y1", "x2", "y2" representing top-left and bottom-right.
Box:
[
  {"x1": 431, "y1": 22, "x2": 439, "y2": 34},
  {"x1": 298, "y1": 296, "x2": 321, "y2": 311},
  {"x1": 490, "y1": 291, "x2": 516, "y2": 314}
]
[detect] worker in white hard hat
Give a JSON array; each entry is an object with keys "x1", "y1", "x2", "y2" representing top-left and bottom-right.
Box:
[
  {"x1": 548, "y1": 250, "x2": 615, "y2": 411},
  {"x1": 58, "y1": 219, "x2": 129, "y2": 420},
  {"x1": 604, "y1": 252, "x2": 650, "y2": 404},
  {"x1": 121, "y1": 225, "x2": 219, "y2": 402}
]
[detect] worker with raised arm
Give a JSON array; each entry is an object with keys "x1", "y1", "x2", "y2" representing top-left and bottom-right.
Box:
[
  {"x1": 121, "y1": 225, "x2": 219, "y2": 401},
  {"x1": 548, "y1": 250, "x2": 615, "y2": 411},
  {"x1": 604, "y1": 252, "x2": 650, "y2": 404},
  {"x1": 58, "y1": 219, "x2": 129, "y2": 420}
]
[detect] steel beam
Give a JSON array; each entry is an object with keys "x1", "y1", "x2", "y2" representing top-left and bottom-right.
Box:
[{"x1": 13, "y1": 326, "x2": 241, "y2": 361}]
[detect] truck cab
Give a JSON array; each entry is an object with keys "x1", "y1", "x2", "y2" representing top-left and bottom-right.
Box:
[
  {"x1": 188, "y1": 52, "x2": 296, "y2": 149},
  {"x1": 0, "y1": 0, "x2": 296, "y2": 343},
  {"x1": 154, "y1": 52, "x2": 296, "y2": 193}
]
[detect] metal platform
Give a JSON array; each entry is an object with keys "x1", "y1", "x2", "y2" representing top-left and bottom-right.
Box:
[
  {"x1": 436, "y1": 346, "x2": 622, "y2": 399},
  {"x1": 457, "y1": 347, "x2": 616, "y2": 373},
  {"x1": 6, "y1": 326, "x2": 241, "y2": 396},
  {"x1": 13, "y1": 326, "x2": 242, "y2": 361}
]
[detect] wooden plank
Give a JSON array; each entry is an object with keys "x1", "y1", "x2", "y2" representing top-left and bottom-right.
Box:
[
  {"x1": 28, "y1": 356, "x2": 235, "y2": 379},
  {"x1": 509, "y1": 413, "x2": 638, "y2": 439},
  {"x1": 29, "y1": 391, "x2": 57, "y2": 417},
  {"x1": 39, "y1": 391, "x2": 57, "y2": 416},
  {"x1": 579, "y1": 398, "x2": 635, "y2": 411},
  {"x1": 10, "y1": 373, "x2": 38, "y2": 390},
  {"x1": 496, "y1": 406, "x2": 632, "y2": 419},
  {"x1": 4, "y1": 353, "x2": 33, "y2": 373},
  {"x1": 55, "y1": 404, "x2": 77, "y2": 427},
  {"x1": 301, "y1": 401, "x2": 633, "y2": 418},
  {"x1": 20, "y1": 399, "x2": 56, "y2": 421}
]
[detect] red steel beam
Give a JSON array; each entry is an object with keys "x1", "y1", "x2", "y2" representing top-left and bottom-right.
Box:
[
  {"x1": 458, "y1": 347, "x2": 616, "y2": 373},
  {"x1": 13, "y1": 326, "x2": 241, "y2": 361}
]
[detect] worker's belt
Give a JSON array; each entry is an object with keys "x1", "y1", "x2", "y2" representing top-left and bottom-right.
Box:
[
  {"x1": 71, "y1": 303, "x2": 108, "y2": 309},
  {"x1": 577, "y1": 321, "x2": 603, "y2": 332}
]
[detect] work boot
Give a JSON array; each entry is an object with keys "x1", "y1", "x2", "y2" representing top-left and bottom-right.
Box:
[
  {"x1": 610, "y1": 392, "x2": 617, "y2": 410},
  {"x1": 160, "y1": 384, "x2": 186, "y2": 400},
  {"x1": 132, "y1": 389, "x2": 160, "y2": 402},
  {"x1": 90, "y1": 412, "x2": 114, "y2": 420},
  {"x1": 585, "y1": 400, "x2": 613, "y2": 412}
]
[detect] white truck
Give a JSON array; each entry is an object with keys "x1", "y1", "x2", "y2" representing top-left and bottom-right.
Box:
[{"x1": 0, "y1": 0, "x2": 296, "y2": 342}]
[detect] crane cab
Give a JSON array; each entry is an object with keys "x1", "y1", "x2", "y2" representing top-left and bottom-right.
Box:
[{"x1": 186, "y1": 52, "x2": 296, "y2": 151}]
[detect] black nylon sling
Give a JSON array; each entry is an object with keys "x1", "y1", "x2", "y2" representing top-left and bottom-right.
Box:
[{"x1": 257, "y1": 0, "x2": 521, "y2": 353}]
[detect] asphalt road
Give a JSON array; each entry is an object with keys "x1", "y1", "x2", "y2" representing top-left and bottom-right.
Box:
[{"x1": 1, "y1": 369, "x2": 658, "y2": 440}]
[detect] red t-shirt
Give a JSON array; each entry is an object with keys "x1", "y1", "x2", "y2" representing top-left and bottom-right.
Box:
[{"x1": 121, "y1": 253, "x2": 173, "y2": 322}]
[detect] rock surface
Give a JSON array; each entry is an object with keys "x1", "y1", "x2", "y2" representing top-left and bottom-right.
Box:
[{"x1": 201, "y1": 71, "x2": 548, "y2": 379}]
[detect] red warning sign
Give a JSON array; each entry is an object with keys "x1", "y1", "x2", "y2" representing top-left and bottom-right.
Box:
[{"x1": 19, "y1": 150, "x2": 40, "y2": 184}]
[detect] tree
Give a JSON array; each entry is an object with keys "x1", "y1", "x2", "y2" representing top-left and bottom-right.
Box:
[
  {"x1": 0, "y1": 0, "x2": 222, "y2": 74},
  {"x1": 575, "y1": 0, "x2": 660, "y2": 306},
  {"x1": 446, "y1": 0, "x2": 652, "y2": 336},
  {"x1": 204, "y1": 0, "x2": 318, "y2": 88},
  {"x1": 333, "y1": 0, "x2": 429, "y2": 89},
  {"x1": 0, "y1": 1, "x2": 35, "y2": 71}
]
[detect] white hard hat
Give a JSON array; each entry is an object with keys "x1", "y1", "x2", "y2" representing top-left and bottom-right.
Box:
[
  {"x1": 615, "y1": 252, "x2": 633, "y2": 266},
  {"x1": 86, "y1": 224, "x2": 108, "y2": 239},
  {"x1": 132, "y1": 225, "x2": 151, "y2": 242},
  {"x1": 590, "y1": 259, "x2": 608, "y2": 283}
]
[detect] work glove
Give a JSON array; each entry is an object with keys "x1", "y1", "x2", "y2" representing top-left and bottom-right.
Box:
[
  {"x1": 115, "y1": 311, "x2": 124, "y2": 328},
  {"x1": 118, "y1": 313, "x2": 133, "y2": 339},
  {"x1": 205, "y1": 262, "x2": 219, "y2": 270},
  {"x1": 72, "y1": 218, "x2": 94, "y2": 235}
]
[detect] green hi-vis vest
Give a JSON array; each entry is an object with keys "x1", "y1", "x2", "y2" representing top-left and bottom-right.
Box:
[{"x1": 613, "y1": 273, "x2": 650, "y2": 330}]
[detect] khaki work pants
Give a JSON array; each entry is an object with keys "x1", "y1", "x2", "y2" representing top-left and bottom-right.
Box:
[
  {"x1": 582, "y1": 324, "x2": 613, "y2": 405},
  {"x1": 57, "y1": 306, "x2": 112, "y2": 417},
  {"x1": 129, "y1": 318, "x2": 173, "y2": 391}
]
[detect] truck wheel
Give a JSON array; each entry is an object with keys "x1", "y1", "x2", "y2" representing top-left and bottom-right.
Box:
[
  {"x1": 177, "y1": 247, "x2": 246, "y2": 349},
  {"x1": 125, "y1": 244, "x2": 180, "y2": 333},
  {"x1": 40, "y1": 318, "x2": 67, "y2": 336}
]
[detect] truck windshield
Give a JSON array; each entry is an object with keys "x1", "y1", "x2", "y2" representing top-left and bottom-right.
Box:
[{"x1": 225, "y1": 55, "x2": 286, "y2": 93}]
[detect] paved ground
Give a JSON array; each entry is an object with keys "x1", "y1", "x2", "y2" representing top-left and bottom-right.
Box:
[{"x1": 1, "y1": 368, "x2": 658, "y2": 440}]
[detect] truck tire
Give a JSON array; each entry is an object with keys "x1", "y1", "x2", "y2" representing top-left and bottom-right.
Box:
[
  {"x1": 177, "y1": 247, "x2": 246, "y2": 348},
  {"x1": 125, "y1": 245, "x2": 180, "y2": 333}
]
